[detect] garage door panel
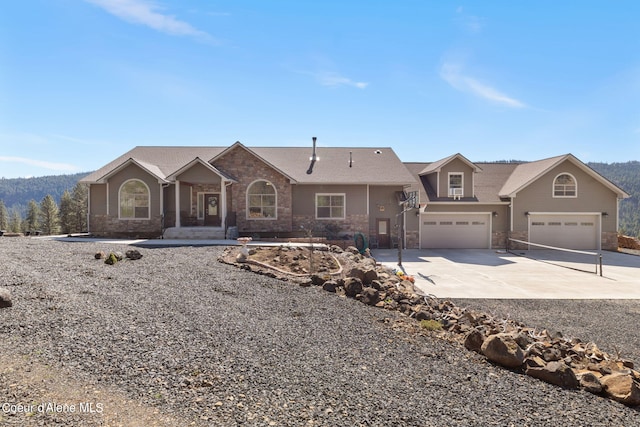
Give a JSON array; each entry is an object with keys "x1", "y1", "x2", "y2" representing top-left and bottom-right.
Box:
[
  {"x1": 529, "y1": 214, "x2": 598, "y2": 250},
  {"x1": 421, "y1": 214, "x2": 490, "y2": 249}
]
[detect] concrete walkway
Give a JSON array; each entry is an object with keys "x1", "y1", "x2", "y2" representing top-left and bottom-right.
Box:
[{"x1": 374, "y1": 248, "x2": 640, "y2": 299}]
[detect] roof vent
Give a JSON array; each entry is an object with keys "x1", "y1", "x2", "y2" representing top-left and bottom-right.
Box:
[
  {"x1": 306, "y1": 137, "x2": 318, "y2": 174},
  {"x1": 374, "y1": 149, "x2": 382, "y2": 154}
]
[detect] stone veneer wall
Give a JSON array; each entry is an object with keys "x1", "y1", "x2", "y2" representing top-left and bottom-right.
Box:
[
  {"x1": 213, "y1": 147, "x2": 292, "y2": 234},
  {"x1": 405, "y1": 230, "x2": 419, "y2": 249},
  {"x1": 492, "y1": 231, "x2": 508, "y2": 249},
  {"x1": 89, "y1": 214, "x2": 162, "y2": 238},
  {"x1": 601, "y1": 232, "x2": 618, "y2": 251},
  {"x1": 507, "y1": 231, "x2": 529, "y2": 251}
]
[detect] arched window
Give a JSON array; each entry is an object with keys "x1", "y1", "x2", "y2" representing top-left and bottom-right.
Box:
[
  {"x1": 119, "y1": 179, "x2": 150, "y2": 219},
  {"x1": 247, "y1": 180, "x2": 276, "y2": 219},
  {"x1": 553, "y1": 173, "x2": 577, "y2": 197}
]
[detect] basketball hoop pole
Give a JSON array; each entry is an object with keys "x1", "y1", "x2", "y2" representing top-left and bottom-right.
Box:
[{"x1": 396, "y1": 194, "x2": 417, "y2": 267}]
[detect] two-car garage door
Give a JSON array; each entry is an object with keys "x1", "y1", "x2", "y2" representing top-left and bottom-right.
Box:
[
  {"x1": 421, "y1": 213, "x2": 491, "y2": 249},
  {"x1": 529, "y1": 214, "x2": 599, "y2": 250}
]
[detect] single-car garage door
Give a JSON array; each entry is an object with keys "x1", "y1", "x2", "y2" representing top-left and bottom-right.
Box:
[
  {"x1": 529, "y1": 214, "x2": 599, "y2": 250},
  {"x1": 421, "y1": 213, "x2": 491, "y2": 249}
]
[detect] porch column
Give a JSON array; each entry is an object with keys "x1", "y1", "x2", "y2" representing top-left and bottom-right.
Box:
[
  {"x1": 221, "y1": 181, "x2": 227, "y2": 229},
  {"x1": 175, "y1": 180, "x2": 181, "y2": 228}
]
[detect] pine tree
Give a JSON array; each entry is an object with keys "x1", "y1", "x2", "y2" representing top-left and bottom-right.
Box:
[
  {"x1": 0, "y1": 200, "x2": 8, "y2": 230},
  {"x1": 26, "y1": 199, "x2": 40, "y2": 232},
  {"x1": 59, "y1": 190, "x2": 74, "y2": 234},
  {"x1": 9, "y1": 209, "x2": 22, "y2": 233},
  {"x1": 39, "y1": 194, "x2": 59, "y2": 235},
  {"x1": 72, "y1": 183, "x2": 88, "y2": 232}
]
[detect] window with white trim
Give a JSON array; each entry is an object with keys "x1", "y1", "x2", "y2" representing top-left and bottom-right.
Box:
[
  {"x1": 119, "y1": 179, "x2": 149, "y2": 219},
  {"x1": 553, "y1": 173, "x2": 577, "y2": 197},
  {"x1": 247, "y1": 180, "x2": 276, "y2": 219},
  {"x1": 316, "y1": 194, "x2": 345, "y2": 219},
  {"x1": 448, "y1": 172, "x2": 463, "y2": 198}
]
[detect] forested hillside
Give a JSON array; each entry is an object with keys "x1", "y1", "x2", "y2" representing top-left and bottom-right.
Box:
[
  {"x1": 0, "y1": 172, "x2": 89, "y2": 215},
  {"x1": 588, "y1": 161, "x2": 640, "y2": 238}
]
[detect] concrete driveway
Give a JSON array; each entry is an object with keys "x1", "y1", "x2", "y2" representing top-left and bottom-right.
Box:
[{"x1": 374, "y1": 248, "x2": 640, "y2": 299}]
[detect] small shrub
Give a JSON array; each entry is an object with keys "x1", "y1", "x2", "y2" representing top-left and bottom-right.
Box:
[
  {"x1": 419, "y1": 319, "x2": 443, "y2": 331},
  {"x1": 105, "y1": 253, "x2": 118, "y2": 265}
]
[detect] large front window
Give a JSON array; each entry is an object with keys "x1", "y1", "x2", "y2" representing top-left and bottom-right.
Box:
[
  {"x1": 316, "y1": 194, "x2": 345, "y2": 219},
  {"x1": 553, "y1": 173, "x2": 577, "y2": 197},
  {"x1": 247, "y1": 180, "x2": 276, "y2": 219},
  {"x1": 119, "y1": 179, "x2": 149, "y2": 219}
]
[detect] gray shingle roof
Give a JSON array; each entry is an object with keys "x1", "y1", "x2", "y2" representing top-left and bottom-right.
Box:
[{"x1": 80, "y1": 144, "x2": 415, "y2": 186}]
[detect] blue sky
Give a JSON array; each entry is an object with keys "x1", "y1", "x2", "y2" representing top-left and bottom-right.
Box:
[{"x1": 2, "y1": 1, "x2": 640, "y2": 178}]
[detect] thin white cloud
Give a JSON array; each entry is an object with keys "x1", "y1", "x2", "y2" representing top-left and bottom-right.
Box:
[
  {"x1": 0, "y1": 156, "x2": 80, "y2": 173},
  {"x1": 312, "y1": 71, "x2": 369, "y2": 89},
  {"x1": 455, "y1": 7, "x2": 485, "y2": 34},
  {"x1": 440, "y1": 62, "x2": 526, "y2": 108},
  {"x1": 85, "y1": 0, "x2": 217, "y2": 44}
]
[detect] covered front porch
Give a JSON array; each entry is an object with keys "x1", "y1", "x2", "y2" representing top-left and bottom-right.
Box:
[{"x1": 161, "y1": 158, "x2": 236, "y2": 239}]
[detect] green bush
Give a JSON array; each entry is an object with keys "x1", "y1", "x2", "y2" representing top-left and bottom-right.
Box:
[{"x1": 419, "y1": 319, "x2": 443, "y2": 331}]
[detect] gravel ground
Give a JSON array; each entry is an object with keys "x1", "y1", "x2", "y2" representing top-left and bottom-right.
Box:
[{"x1": 0, "y1": 238, "x2": 639, "y2": 426}]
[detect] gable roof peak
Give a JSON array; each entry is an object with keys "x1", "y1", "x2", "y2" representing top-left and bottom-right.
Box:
[{"x1": 419, "y1": 152, "x2": 482, "y2": 175}]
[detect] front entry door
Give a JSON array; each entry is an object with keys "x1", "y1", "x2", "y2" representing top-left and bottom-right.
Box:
[
  {"x1": 204, "y1": 194, "x2": 221, "y2": 226},
  {"x1": 376, "y1": 218, "x2": 391, "y2": 249}
]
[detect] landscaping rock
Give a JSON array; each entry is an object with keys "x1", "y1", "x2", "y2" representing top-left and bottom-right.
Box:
[
  {"x1": 126, "y1": 249, "x2": 143, "y2": 260},
  {"x1": 481, "y1": 333, "x2": 525, "y2": 368},
  {"x1": 310, "y1": 274, "x2": 327, "y2": 286},
  {"x1": 577, "y1": 371, "x2": 603, "y2": 394},
  {"x1": 360, "y1": 287, "x2": 380, "y2": 306},
  {"x1": 322, "y1": 280, "x2": 337, "y2": 293},
  {"x1": 464, "y1": 328, "x2": 485, "y2": 353},
  {"x1": 343, "y1": 277, "x2": 363, "y2": 298},
  {"x1": 525, "y1": 360, "x2": 580, "y2": 389},
  {"x1": 0, "y1": 288, "x2": 12, "y2": 308},
  {"x1": 94, "y1": 251, "x2": 106, "y2": 259},
  {"x1": 601, "y1": 373, "x2": 640, "y2": 406}
]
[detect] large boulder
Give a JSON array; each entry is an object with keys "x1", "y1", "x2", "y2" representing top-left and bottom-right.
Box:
[
  {"x1": 0, "y1": 288, "x2": 12, "y2": 308},
  {"x1": 464, "y1": 328, "x2": 485, "y2": 353},
  {"x1": 343, "y1": 277, "x2": 363, "y2": 298},
  {"x1": 601, "y1": 373, "x2": 640, "y2": 406},
  {"x1": 360, "y1": 287, "x2": 380, "y2": 306},
  {"x1": 525, "y1": 361, "x2": 579, "y2": 389},
  {"x1": 576, "y1": 371, "x2": 603, "y2": 394},
  {"x1": 481, "y1": 333, "x2": 525, "y2": 368}
]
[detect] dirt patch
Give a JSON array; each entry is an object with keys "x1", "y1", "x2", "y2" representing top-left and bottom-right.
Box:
[
  {"x1": 0, "y1": 349, "x2": 182, "y2": 426},
  {"x1": 242, "y1": 246, "x2": 342, "y2": 276}
]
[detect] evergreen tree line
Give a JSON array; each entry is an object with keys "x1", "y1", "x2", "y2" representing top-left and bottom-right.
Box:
[
  {"x1": 0, "y1": 182, "x2": 88, "y2": 235},
  {"x1": 588, "y1": 161, "x2": 640, "y2": 238}
]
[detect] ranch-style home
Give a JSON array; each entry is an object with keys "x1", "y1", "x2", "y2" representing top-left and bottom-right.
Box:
[
  {"x1": 80, "y1": 141, "x2": 416, "y2": 247},
  {"x1": 81, "y1": 143, "x2": 629, "y2": 251}
]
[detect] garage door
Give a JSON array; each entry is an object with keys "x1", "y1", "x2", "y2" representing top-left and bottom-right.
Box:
[
  {"x1": 421, "y1": 213, "x2": 490, "y2": 249},
  {"x1": 529, "y1": 214, "x2": 599, "y2": 250}
]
